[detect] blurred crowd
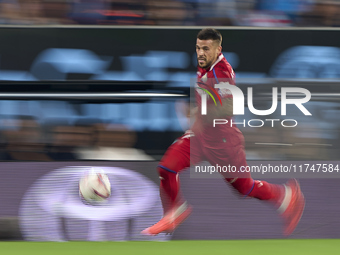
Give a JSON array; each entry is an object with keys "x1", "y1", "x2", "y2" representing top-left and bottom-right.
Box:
[
  {"x1": 0, "y1": 115, "x2": 154, "y2": 161},
  {"x1": 1, "y1": 0, "x2": 340, "y2": 27},
  {"x1": 0, "y1": 112, "x2": 336, "y2": 161}
]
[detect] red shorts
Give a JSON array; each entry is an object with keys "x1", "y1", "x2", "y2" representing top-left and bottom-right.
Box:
[{"x1": 159, "y1": 129, "x2": 250, "y2": 179}]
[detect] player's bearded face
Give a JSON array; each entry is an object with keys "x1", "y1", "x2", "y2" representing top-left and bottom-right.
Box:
[{"x1": 196, "y1": 39, "x2": 221, "y2": 69}]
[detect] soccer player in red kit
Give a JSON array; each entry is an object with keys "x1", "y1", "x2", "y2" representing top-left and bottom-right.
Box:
[{"x1": 142, "y1": 28, "x2": 305, "y2": 236}]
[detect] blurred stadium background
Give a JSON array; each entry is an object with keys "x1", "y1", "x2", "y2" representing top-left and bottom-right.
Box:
[{"x1": 0, "y1": 1, "x2": 340, "y2": 253}]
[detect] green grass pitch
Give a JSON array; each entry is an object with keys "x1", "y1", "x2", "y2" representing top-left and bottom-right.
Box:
[{"x1": 1, "y1": 240, "x2": 339, "y2": 255}]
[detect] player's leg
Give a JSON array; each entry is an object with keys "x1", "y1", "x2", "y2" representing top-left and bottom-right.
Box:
[
  {"x1": 208, "y1": 132, "x2": 305, "y2": 236},
  {"x1": 142, "y1": 131, "x2": 200, "y2": 235},
  {"x1": 226, "y1": 143, "x2": 304, "y2": 236},
  {"x1": 157, "y1": 139, "x2": 191, "y2": 215},
  {"x1": 226, "y1": 175, "x2": 305, "y2": 236},
  {"x1": 222, "y1": 146, "x2": 285, "y2": 205}
]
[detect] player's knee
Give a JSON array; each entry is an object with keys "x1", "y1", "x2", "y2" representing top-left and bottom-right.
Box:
[{"x1": 229, "y1": 178, "x2": 255, "y2": 196}]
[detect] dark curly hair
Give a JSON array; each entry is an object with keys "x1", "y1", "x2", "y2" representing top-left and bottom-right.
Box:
[{"x1": 197, "y1": 28, "x2": 222, "y2": 45}]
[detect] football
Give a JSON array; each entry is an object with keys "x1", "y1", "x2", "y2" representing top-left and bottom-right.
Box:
[{"x1": 79, "y1": 171, "x2": 111, "y2": 203}]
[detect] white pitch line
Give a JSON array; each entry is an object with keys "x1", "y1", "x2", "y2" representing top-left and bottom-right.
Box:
[
  {"x1": 255, "y1": 143, "x2": 293, "y2": 146},
  {"x1": 295, "y1": 143, "x2": 333, "y2": 147}
]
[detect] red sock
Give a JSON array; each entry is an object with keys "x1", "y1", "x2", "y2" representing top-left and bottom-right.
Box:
[
  {"x1": 249, "y1": 180, "x2": 285, "y2": 206},
  {"x1": 227, "y1": 178, "x2": 285, "y2": 207},
  {"x1": 158, "y1": 166, "x2": 182, "y2": 214}
]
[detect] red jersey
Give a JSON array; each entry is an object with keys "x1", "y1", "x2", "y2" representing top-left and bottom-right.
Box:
[
  {"x1": 194, "y1": 53, "x2": 242, "y2": 148},
  {"x1": 195, "y1": 53, "x2": 235, "y2": 103}
]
